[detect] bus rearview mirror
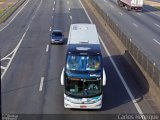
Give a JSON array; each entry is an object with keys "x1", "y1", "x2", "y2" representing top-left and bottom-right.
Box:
[{"x1": 61, "y1": 68, "x2": 65, "y2": 85}]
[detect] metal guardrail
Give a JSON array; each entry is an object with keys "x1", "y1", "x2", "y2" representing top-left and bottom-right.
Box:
[
  {"x1": 90, "y1": 0, "x2": 160, "y2": 89},
  {"x1": 0, "y1": 0, "x2": 26, "y2": 24}
]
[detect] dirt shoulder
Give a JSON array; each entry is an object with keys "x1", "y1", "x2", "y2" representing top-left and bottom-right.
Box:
[{"x1": 144, "y1": 0, "x2": 160, "y2": 9}]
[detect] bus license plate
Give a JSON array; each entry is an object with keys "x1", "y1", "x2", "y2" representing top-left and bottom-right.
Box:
[{"x1": 80, "y1": 106, "x2": 86, "y2": 108}]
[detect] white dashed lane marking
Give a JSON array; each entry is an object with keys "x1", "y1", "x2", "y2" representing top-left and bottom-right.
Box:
[
  {"x1": 39, "y1": 77, "x2": 44, "y2": 91},
  {"x1": 46, "y1": 44, "x2": 49, "y2": 52},
  {"x1": 153, "y1": 39, "x2": 160, "y2": 46},
  {"x1": 132, "y1": 23, "x2": 138, "y2": 28}
]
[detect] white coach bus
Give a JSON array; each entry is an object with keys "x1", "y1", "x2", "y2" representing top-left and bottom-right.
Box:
[{"x1": 61, "y1": 23, "x2": 106, "y2": 109}]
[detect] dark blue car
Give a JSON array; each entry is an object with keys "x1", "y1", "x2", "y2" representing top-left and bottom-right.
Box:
[{"x1": 50, "y1": 30, "x2": 64, "y2": 44}]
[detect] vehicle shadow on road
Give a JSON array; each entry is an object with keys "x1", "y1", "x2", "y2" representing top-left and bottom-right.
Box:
[{"x1": 100, "y1": 52, "x2": 149, "y2": 111}]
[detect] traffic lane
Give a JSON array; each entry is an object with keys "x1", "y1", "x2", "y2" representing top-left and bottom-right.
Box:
[
  {"x1": 2, "y1": 0, "x2": 54, "y2": 113},
  {"x1": 102, "y1": 0, "x2": 160, "y2": 45},
  {"x1": 68, "y1": 0, "x2": 90, "y2": 24},
  {"x1": 94, "y1": 0, "x2": 160, "y2": 67},
  {"x1": 140, "y1": 7, "x2": 160, "y2": 24},
  {"x1": 0, "y1": 0, "x2": 40, "y2": 58},
  {"x1": 143, "y1": 4, "x2": 160, "y2": 16},
  {"x1": 42, "y1": 0, "x2": 140, "y2": 114},
  {"x1": 101, "y1": 0, "x2": 160, "y2": 41},
  {"x1": 110, "y1": 0, "x2": 160, "y2": 21},
  {"x1": 41, "y1": 45, "x2": 67, "y2": 114},
  {"x1": 94, "y1": 0, "x2": 133, "y2": 37},
  {"x1": 109, "y1": 0, "x2": 160, "y2": 40},
  {"x1": 111, "y1": 14, "x2": 160, "y2": 68},
  {"x1": 41, "y1": 0, "x2": 70, "y2": 114},
  {"x1": 1, "y1": 33, "x2": 47, "y2": 113},
  {"x1": 53, "y1": 0, "x2": 70, "y2": 34}
]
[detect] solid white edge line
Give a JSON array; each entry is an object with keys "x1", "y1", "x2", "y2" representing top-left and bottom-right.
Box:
[
  {"x1": 132, "y1": 23, "x2": 138, "y2": 27},
  {"x1": 1, "y1": 66, "x2": 6, "y2": 70},
  {"x1": 54, "y1": 1, "x2": 56, "y2": 5},
  {"x1": 53, "y1": 7, "x2": 54, "y2": 11},
  {"x1": 110, "y1": 5, "x2": 114, "y2": 8},
  {"x1": 70, "y1": 15, "x2": 72, "y2": 20},
  {"x1": 1, "y1": 57, "x2": 11, "y2": 61},
  {"x1": 79, "y1": 0, "x2": 145, "y2": 118},
  {"x1": 118, "y1": 12, "x2": 123, "y2": 15},
  {"x1": 153, "y1": 39, "x2": 160, "y2": 46},
  {"x1": 46, "y1": 44, "x2": 49, "y2": 52},
  {"x1": 136, "y1": 13, "x2": 141, "y2": 16},
  {"x1": 154, "y1": 23, "x2": 160, "y2": 29},
  {"x1": 39, "y1": 77, "x2": 44, "y2": 91},
  {"x1": 0, "y1": 0, "x2": 31, "y2": 32}
]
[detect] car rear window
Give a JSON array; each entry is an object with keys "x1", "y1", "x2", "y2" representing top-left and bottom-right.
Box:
[{"x1": 52, "y1": 32, "x2": 62, "y2": 36}]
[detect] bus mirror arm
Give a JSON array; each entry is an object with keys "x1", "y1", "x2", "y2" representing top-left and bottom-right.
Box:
[
  {"x1": 61, "y1": 68, "x2": 65, "y2": 85},
  {"x1": 103, "y1": 68, "x2": 106, "y2": 86}
]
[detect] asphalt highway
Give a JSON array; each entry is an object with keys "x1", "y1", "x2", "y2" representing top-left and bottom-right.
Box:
[{"x1": 1, "y1": 0, "x2": 159, "y2": 120}]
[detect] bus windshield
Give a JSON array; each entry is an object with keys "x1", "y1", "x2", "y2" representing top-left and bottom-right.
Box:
[
  {"x1": 65, "y1": 79, "x2": 102, "y2": 98},
  {"x1": 66, "y1": 55, "x2": 101, "y2": 71}
]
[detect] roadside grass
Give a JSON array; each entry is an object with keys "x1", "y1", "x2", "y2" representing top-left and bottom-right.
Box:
[
  {"x1": 0, "y1": 0, "x2": 6, "y2": 2},
  {"x1": 0, "y1": 8, "x2": 5, "y2": 14},
  {"x1": 0, "y1": 0, "x2": 25, "y2": 24},
  {"x1": 155, "y1": 6, "x2": 160, "y2": 10},
  {"x1": 0, "y1": 3, "x2": 15, "y2": 23},
  {"x1": 144, "y1": 0, "x2": 160, "y2": 10},
  {"x1": 0, "y1": 3, "x2": 12, "y2": 14}
]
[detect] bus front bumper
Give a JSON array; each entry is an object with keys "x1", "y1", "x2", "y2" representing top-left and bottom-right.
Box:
[{"x1": 64, "y1": 95, "x2": 102, "y2": 109}]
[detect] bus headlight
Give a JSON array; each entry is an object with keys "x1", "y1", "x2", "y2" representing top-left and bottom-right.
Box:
[
  {"x1": 64, "y1": 95, "x2": 70, "y2": 102},
  {"x1": 93, "y1": 96, "x2": 102, "y2": 103},
  {"x1": 97, "y1": 77, "x2": 101, "y2": 80},
  {"x1": 95, "y1": 98, "x2": 101, "y2": 102}
]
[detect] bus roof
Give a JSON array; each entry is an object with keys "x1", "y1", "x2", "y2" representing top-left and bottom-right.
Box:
[{"x1": 68, "y1": 24, "x2": 100, "y2": 44}]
